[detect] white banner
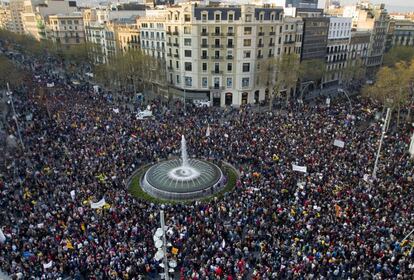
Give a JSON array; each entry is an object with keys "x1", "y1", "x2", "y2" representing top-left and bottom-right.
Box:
[
  {"x1": 90, "y1": 197, "x2": 106, "y2": 209},
  {"x1": 292, "y1": 164, "x2": 307, "y2": 173},
  {"x1": 206, "y1": 124, "x2": 211, "y2": 137},
  {"x1": 70, "y1": 190, "x2": 75, "y2": 200},
  {"x1": 333, "y1": 139, "x2": 345, "y2": 148},
  {"x1": 0, "y1": 229, "x2": 6, "y2": 243},
  {"x1": 43, "y1": 261, "x2": 53, "y2": 269},
  {"x1": 46, "y1": 82, "x2": 54, "y2": 88}
]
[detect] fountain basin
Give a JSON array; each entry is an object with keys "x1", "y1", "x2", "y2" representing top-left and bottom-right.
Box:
[{"x1": 141, "y1": 158, "x2": 225, "y2": 200}]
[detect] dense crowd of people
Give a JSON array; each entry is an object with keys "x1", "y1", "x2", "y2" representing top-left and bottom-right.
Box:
[{"x1": 1, "y1": 40, "x2": 414, "y2": 280}]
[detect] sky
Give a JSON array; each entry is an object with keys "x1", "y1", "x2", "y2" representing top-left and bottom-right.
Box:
[{"x1": 318, "y1": 0, "x2": 414, "y2": 12}]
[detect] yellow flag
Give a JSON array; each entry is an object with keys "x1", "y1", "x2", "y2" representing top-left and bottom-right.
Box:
[{"x1": 66, "y1": 239, "x2": 74, "y2": 249}]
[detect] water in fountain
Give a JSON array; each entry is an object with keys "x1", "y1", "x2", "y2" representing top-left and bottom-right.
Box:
[
  {"x1": 168, "y1": 135, "x2": 200, "y2": 181},
  {"x1": 181, "y1": 135, "x2": 189, "y2": 167}
]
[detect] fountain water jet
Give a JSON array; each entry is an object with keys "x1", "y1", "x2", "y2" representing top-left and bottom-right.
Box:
[{"x1": 140, "y1": 134, "x2": 226, "y2": 200}]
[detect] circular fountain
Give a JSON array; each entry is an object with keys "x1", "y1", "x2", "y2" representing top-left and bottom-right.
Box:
[{"x1": 140, "y1": 135, "x2": 226, "y2": 200}]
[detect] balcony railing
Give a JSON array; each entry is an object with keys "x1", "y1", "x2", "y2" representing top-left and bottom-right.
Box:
[
  {"x1": 257, "y1": 54, "x2": 263, "y2": 59},
  {"x1": 269, "y1": 43, "x2": 275, "y2": 47},
  {"x1": 213, "y1": 44, "x2": 223, "y2": 48},
  {"x1": 167, "y1": 53, "x2": 172, "y2": 57},
  {"x1": 269, "y1": 32, "x2": 276, "y2": 35},
  {"x1": 226, "y1": 55, "x2": 233, "y2": 59},
  {"x1": 166, "y1": 31, "x2": 172, "y2": 35},
  {"x1": 227, "y1": 44, "x2": 234, "y2": 48},
  {"x1": 173, "y1": 54, "x2": 179, "y2": 58},
  {"x1": 212, "y1": 56, "x2": 223, "y2": 60},
  {"x1": 211, "y1": 32, "x2": 223, "y2": 36},
  {"x1": 284, "y1": 40, "x2": 295, "y2": 44},
  {"x1": 257, "y1": 43, "x2": 264, "y2": 47},
  {"x1": 258, "y1": 32, "x2": 265, "y2": 36},
  {"x1": 172, "y1": 31, "x2": 179, "y2": 35},
  {"x1": 201, "y1": 32, "x2": 208, "y2": 36},
  {"x1": 201, "y1": 56, "x2": 209, "y2": 59},
  {"x1": 201, "y1": 44, "x2": 209, "y2": 48},
  {"x1": 227, "y1": 32, "x2": 234, "y2": 36},
  {"x1": 211, "y1": 70, "x2": 223, "y2": 74},
  {"x1": 209, "y1": 86, "x2": 225, "y2": 90},
  {"x1": 173, "y1": 43, "x2": 179, "y2": 47}
]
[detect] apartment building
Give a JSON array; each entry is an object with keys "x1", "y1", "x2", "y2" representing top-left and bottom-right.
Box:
[
  {"x1": 348, "y1": 30, "x2": 370, "y2": 66},
  {"x1": 0, "y1": 1, "x2": 11, "y2": 30},
  {"x1": 388, "y1": 19, "x2": 414, "y2": 48},
  {"x1": 9, "y1": 0, "x2": 25, "y2": 34},
  {"x1": 301, "y1": 16, "x2": 329, "y2": 61},
  {"x1": 46, "y1": 12, "x2": 85, "y2": 47},
  {"x1": 115, "y1": 18, "x2": 140, "y2": 52},
  {"x1": 138, "y1": 13, "x2": 167, "y2": 59},
  {"x1": 162, "y1": 3, "x2": 286, "y2": 107},
  {"x1": 324, "y1": 16, "x2": 351, "y2": 86},
  {"x1": 344, "y1": 2, "x2": 389, "y2": 78}
]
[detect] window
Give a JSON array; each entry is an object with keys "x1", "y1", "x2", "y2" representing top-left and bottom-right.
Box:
[
  {"x1": 215, "y1": 50, "x2": 220, "y2": 58},
  {"x1": 228, "y1": 26, "x2": 234, "y2": 34},
  {"x1": 245, "y1": 14, "x2": 252, "y2": 22},
  {"x1": 202, "y1": 63, "x2": 207, "y2": 71},
  {"x1": 202, "y1": 13, "x2": 207, "y2": 22},
  {"x1": 185, "y1": 50, "x2": 192, "y2": 57},
  {"x1": 184, "y1": 38, "x2": 191, "y2": 46},
  {"x1": 242, "y1": 63, "x2": 250, "y2": 72},
  {"x1": 243, "y1": 51, "x2": 251, "y2": 58},
  {"x1": 243, "y1": 39, "x2": 251, "y2": 47},
  {"x1": 184, "y1": 14, "x2": 191, "y2": 22},
  {"x1": 227, "y1": 38, "x2": 233, "y2": 46},
  {"x1": 176, "y1": 61, "x2": 179, "y2": 69},
  {"x1": 202, "y1": 27, "x2": 207, "y2": 34},
  {"x1": 215, "y1": 27, "x2": 220, "y2": 34},
  {"x1": 244, "y1": 27, "x2": 252, "y2": 35},
  {"x1": 202, "y1": 77, "x2": 208, "y2": 88},
  {"x1": 202, "y1": 50, "x2": 208, "y2": 58},
  {"x1": 227, "y1": 77, "x2": 232, "y2": 88},
  {"x1": 242, "y1": 78, "x2": 249, "y2": 88},
  {"x1": 227, "y1": 63, "x2": 232, "y2": 71},
  {"x1": 185, "y1": 76, "x2": 192, "y2": 87},
  {"x1": 214, "y1": 77, "x2": 220, "y2": 88},
  {"x1": 185, "y1": 62, "x2": 192, "y2": 71},
  {"x1": 184, "y1": 26, "x2": 191, "y2": 34},
  {"x1": 215, "y1": 13, "x2": 220, "y2": 22},
  {"x1": 229, "y1": 13, "x2": 234, "y2": 22},
  {"x1": 202, "y1": 38, "x2": 207, "y2": 46},
  {"x1": 176, "y1": 75, "x2": 180, "y2": 84}
]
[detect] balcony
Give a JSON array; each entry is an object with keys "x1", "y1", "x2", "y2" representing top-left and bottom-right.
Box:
[
  {"x1": 212, "y1": 56, "x2": 223, "y2": 60},
  {"x1": 268, "y1": 53, "x2": 274, "y2": 58},
  {"x1": 213, "y1": 44, "x2": 223, "y2": 48},
  {"x1": 211, "y1": 32, "x2": 223, "y2": 36},
  {"x1": 166, "y1": 31, "x2": 172, "y2": 35},
  {"x1": 174, "y1": 54, "x2": 179, "y2": 58},
  {"x1": 269, "y1": 32, "x2": 276, "y2": 35},
  {"x1": 167, "y1": 53, "x2": 172, "y2": 57},
  {"x1": 167, "y1": 66, "x2": 173, "y2": 71},
  {"x1": 201, "y1": 44, "x2": 209, "y2": 48},
  {"x1": 201, "y1": 56, "x2": 209, "y2": 59},
  {"x1": 258, "y1": 32, "x2": 265, "y2": 36},
  {"x1": 284, "y1": 40, "x2": 295, "y2": 44},
  {"x1": 211, "y1": 70, "x2": 223, "y2": 74},
  {"x1": 173, "y1": 43, "x2": 179, "y2": 47},
  {"x1": 209, "y1": 86, "x2": 225, "y2": 90},
  {"x1": 227, "y1": 44, "x2": 234, "y2": 48},
  {"x1": 173, "y1": 31, "x2": 179, "y2": 36},
  {"x1": 201, "y1": 32, "x2": 208, "y2": 36},
  {"x1": 227, "y1": 32, "x2": 234, "y2": 36},
  {"x1": 257, "y1": 43, "x2": 264, "y2": 48},
  {"x1": 257, "y1": 54, "x2": 263, "y2": 59},
  {"x1": 226, "y1": 55, "x2": 233, "y2": 59},
  {"x1": 269, "y1": 42, "x2": 275, "y2": 47}
]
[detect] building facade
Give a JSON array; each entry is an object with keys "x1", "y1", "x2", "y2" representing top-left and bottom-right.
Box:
[
  {"x1": 301, "y1": 16, "x2": 329, "y2": 61},
  {"x1": 8, "y1": 0, "x2": 25, "y2": 34},
  {"x1": 46, "y1": 12, "x2": 85, "y2": 47},
  {"x1": 344, "y1": 3, "x2": 389, "y2": 78},
  {"x1": 0, "y1": 1, "x2": 11, "y2": 30},
  {"x1": 162, "y1": 3, "x2": 286, "y2": 107},
  {"x1": 388, "y1": 19, "x2": 414, "y2": 48},
  {"x1": 324, "y1": 16, "x2": 351, "y2": 86},
  {"x1": 138, "y1": 14, "x2": 167, "y2": 59}
]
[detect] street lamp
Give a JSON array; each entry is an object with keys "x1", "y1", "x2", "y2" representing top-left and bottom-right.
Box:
[
  {"x1": 153, "y1": 209, "x2": 177, "y2": 280},
  {"x1": 337, "y1": 88, "x2": 353, "y2": 115},
  {"x1": 299, "y1": 81, "x2": 314, "y2": 105},
  {"x1": 6, "y1": 83, "x2": 24, "y2": 150},
  {"x1": 372, "y1": 108, "x2": 391, "y2": 178}
]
